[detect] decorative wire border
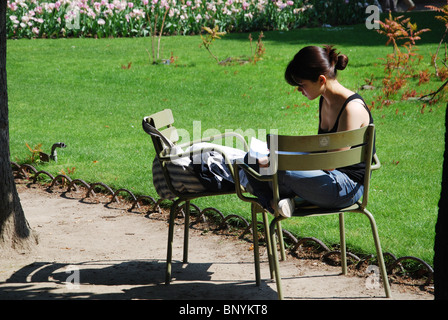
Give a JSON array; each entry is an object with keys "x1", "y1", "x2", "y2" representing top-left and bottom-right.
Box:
[{"x1": 11, "y1": 161, "x2": 434, "y2": 288}]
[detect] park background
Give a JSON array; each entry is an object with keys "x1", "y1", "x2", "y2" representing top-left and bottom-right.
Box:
[{"x1": 6, "y1": 0, "x2": 448, "y2": 279}]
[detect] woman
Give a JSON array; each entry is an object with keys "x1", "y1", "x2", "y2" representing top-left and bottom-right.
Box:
[{"x1": 244, "y1": 45, "x2": 374, "y2": 218}]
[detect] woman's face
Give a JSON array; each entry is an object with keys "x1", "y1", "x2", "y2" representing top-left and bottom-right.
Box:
[{"x1": 295, "y1": 76, "x2": 326, "y2": 100}]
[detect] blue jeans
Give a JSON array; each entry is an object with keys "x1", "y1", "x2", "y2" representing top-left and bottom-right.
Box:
[{"x1": 242, "y1": 154, "x2": 364, "y2": 213}]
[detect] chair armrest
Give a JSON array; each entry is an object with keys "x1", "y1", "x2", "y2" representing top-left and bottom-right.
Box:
[
  {"x1": 371, "y1": 153, "x2": 381, "y2": 171},
  {"x1": 233, "y1": 159, "x2": 274, "y2": 182},
  {"x1": 177, "y1": 132, "x2": 249, "y2": 152},
  {"x1": 160, "y1": 144, "x2": 238, "y2": 165},
  {"x1": 232, "y1": 160, "x2": 274, "y2": 204}
]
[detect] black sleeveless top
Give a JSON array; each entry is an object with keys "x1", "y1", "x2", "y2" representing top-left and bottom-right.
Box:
[{"x1": 318, "y1": 93, "x2": 375, "y2": 183}]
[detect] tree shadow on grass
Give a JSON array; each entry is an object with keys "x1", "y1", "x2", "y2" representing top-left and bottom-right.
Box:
[{"x1": 222, "y1": 11, "x2": 444, "y2": 47}]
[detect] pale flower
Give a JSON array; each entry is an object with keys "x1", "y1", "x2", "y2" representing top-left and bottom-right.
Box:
[
  {"x1": 9, "y1": 15, "x2": 19, "y2": 23},
  {"x1": 97, "y1": 18, "x2": 106, "y2": 25},
  {"x1": 44, "y1": 3, "x2": 55, "y2": 13},
  {"x1": 275, "y1": 1, "x2": 286, "y2": 10}
]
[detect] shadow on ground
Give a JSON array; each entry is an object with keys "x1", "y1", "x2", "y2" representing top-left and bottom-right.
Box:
[{"x1": 1, "y1": 259, "x2": 278, "y2": 300}]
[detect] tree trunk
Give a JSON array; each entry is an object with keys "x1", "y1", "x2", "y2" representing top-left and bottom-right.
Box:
[
  {"x1": 434, "y1": 104, "x2": 448, "y2": 300},
  {"x1": 0, "y1": 0, "x2": 37, "y2": 253}
]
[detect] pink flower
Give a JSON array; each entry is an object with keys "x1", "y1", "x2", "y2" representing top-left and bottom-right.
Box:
[{"x1": 8, "y1": 2, "x2": 18, "y2": 11}]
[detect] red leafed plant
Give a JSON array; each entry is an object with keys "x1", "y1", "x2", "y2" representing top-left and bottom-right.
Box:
[
  {"x1": 377, "y1": 13, "x2": 429, "y2": 75},
  {"x1": 376, "y1": 13, "x2": 430, "y2": 99},
  {"x1": 426, "y1": 1, "x2": 448, "y2": 78}
]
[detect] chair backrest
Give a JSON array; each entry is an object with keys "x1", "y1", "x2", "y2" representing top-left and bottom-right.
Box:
[
  {"x1": 267, "y1": 124, "x2": 376, "y2": 208},
  {"x1": 142, "y1": 109, "x2": 185, "y2": 199},
  {"x1": 142, "y1": 109, "x2": 179, "y2": 156}
]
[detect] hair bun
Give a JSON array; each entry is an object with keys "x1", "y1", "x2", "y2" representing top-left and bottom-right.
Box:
[
  {"x1": 335, "y1": 54, "x2": 348, "y2": 70},
  {"x1": 324, "y1": 45, "x2": 348, "y2": 71}
]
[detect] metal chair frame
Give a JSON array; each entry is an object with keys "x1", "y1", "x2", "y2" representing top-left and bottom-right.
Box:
[
  {"x1": 143, "y1": 109, "x2": 271, "y2": 287},
  {"x1": 233, "y1": 124, "x2": 391, "y2": 299}
]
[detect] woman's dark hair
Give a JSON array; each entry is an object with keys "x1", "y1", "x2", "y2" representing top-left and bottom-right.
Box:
[{"x1": 285, "y1": 45, "x2": 348, "y2": 86}]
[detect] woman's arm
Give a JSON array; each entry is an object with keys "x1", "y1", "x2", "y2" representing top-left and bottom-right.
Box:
[{"x1": 337, "y1": 99, "x2": 370, "y2": 132}]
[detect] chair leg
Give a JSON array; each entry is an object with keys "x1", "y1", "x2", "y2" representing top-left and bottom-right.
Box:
[
  {"x1": 276, "y1": 220, "x2": 287, "y2": 261},
  {"x1": 339, "y1": 213, "x2": 347, "y2": 275},
  {"x1": 363, "y1": 209, "x2": 392, "y2": 298},
  {"x1": 251, "y1": 204, "x2": 261, "y2": 286},
  {"x1": 262, "y1": 210, "x2": 275, "y2": 279},
  {"x1": 183, "y1": 200, "x2": 190, "y2": 264},
  {"x1": 165, "y1": 198, "x2": 182, "y2": 285},
  {"x1": 269, "y1": 217, "x2": 284, "y2": 300}
]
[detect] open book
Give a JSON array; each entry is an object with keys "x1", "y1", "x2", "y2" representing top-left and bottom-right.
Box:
[{"x1": 249, "y1": 137, "x2": 269, "y2": 159}]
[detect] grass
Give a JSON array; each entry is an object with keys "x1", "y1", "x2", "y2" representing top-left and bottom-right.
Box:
[{"x1": 7, "y1": 11, "x2": 446, "y2": 266}]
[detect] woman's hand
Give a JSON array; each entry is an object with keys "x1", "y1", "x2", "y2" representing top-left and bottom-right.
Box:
[{"x1": 258, "y1": 156, "x2": 269, "y2": 168}]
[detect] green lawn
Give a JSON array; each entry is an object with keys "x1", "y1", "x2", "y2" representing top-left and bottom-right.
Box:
[{"x1": 7, "y1": 11, "x2": 446, "y2": 266}]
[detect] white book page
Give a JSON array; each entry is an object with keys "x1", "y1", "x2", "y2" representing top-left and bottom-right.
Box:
[{"x1": 249, "y1": 137, "x2": 269, "y2": 159}]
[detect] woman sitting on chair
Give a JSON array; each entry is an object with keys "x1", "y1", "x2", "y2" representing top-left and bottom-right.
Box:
[{"x1": 244, "y1": 45, "x2": 375, "y2": 218}]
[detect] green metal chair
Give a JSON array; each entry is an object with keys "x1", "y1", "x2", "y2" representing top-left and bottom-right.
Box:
[
  {"x1": 143, "y1": 109, "x2": 271, "y2": 288},
  {"x1": 233, "y1": 124, "x2": 391, "y2": 300}
]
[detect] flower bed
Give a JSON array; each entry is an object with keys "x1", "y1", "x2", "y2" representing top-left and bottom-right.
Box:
[{"x1": 7, "y1": 0, "x2": 372, "y2": 39}]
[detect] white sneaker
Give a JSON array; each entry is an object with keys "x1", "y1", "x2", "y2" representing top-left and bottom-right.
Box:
[{"x1": 277, "y1": 198, "x2": 294, "y2": 218}]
